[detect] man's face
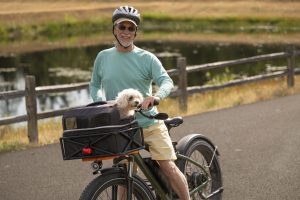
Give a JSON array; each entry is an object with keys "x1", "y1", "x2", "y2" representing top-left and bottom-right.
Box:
[{"x1": 114, "y1": 21, "x2": 137, "y2": 48}]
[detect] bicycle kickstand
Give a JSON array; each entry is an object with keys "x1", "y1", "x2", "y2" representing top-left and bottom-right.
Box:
[{"x1": 202, "y1": 187, "x2": 224, "y2": 199}]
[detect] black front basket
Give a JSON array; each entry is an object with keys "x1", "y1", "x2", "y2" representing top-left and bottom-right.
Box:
[{"x1": 60, "y1": 121, "x2": 144, "y2": 160}]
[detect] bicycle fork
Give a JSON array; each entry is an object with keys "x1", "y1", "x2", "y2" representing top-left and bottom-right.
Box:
[
  {"x1": 201, "y1": 146, "x2": 224, "y2": 199},
  {"x1": 126, "y1": 156, "x2": 134, "y2": 200},
  {"x1": 110, "y1": 155, "x2": 135, "y2": 200}
]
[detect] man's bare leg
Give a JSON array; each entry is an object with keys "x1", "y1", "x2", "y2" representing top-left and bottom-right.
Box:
[
  {"x1": 118, "y1": 187, "x2": 126, "y2": 200},
  {"x1": 158, "y1": 160, "x2": 190, "y2": 200}
]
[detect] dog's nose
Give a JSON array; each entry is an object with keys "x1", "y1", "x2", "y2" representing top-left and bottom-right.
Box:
[{"x1": 134, "y1": 101, "x2": 139, "y2": 106}]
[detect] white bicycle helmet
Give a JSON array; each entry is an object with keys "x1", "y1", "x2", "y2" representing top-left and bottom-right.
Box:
[{"x1": 112, "y1": 6, "x2": 141, "y2": 26}]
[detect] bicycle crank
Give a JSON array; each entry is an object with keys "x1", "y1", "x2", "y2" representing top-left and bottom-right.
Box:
[{"x1": 201, "y1": 187, "x2": 223, "y2": 199}]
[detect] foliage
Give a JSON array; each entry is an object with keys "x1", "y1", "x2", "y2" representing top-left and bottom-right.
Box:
[
  {"x1": 205, "y1": 68, "x2": 238, "y2": 85},
  {"x1": 142, "y1": 15, "x2": 300, "y2": 34},
  {"x1": 0, "y1": 14, "x2": 300, "y2": 43},
  {"x1": 0, "y1": 17, "x2": 111, "y2": 42}
]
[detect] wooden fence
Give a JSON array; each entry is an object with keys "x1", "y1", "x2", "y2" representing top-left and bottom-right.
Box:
[{"x1": 0, "y1": 46, "x2": 299, "y2": 143}]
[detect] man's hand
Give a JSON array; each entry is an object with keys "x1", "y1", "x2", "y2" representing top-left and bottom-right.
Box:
[{"x1": 141, "y1": 96, "x2": 160, "y2": 110}]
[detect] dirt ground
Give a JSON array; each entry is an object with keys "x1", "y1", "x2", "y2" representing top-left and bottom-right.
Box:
[{"x1": 1, "y1": 0, "x2": 300, "y2": 25}]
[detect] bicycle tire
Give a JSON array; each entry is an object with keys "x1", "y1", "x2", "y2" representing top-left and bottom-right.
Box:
[
  {"x1": 80, "y1": 171, "x2": 155, "y2": 200},
  {"x1": 176, "y1": 138, "x2": 223, "y2": 200}
]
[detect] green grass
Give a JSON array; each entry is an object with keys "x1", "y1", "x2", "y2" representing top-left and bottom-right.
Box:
[
  {"x1": 1, "y1": 14, "x2": 300, "y2": 43},
  {"x1": 0, "y1": 17, "x2": 112, "y2": 42},
  {"x1": 143, "y1": 15, "x2": 300, "y2": 33}
]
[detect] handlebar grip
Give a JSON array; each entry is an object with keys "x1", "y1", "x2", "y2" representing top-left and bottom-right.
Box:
[
  {"x1": 153, "y1": 99, "x2": 160, "y2": 106},
  {"x1": 137, "y1": 98, "x2": 160, "y2": 110}
]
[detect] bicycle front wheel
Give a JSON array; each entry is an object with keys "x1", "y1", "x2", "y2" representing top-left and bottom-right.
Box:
[
  {"x1": 176, "y1": 138, "x2": 223, "y2": 200},
  {"x1": 80, "y1": 171, "x2": 155, "y2": 200}
]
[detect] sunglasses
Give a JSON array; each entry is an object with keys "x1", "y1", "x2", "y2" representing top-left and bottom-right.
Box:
[{"x1": 117, "y1": 24, "x2": 136, "y2": 32}]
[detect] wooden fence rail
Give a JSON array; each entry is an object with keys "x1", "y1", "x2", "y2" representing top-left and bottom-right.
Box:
[{"x1": 0, "y1": 46, "x2": 299, "y2": 143}]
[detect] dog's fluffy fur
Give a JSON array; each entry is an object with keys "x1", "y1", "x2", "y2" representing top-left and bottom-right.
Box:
[{"x1": 115, "y1": 88, "x2": 144, "y2": 119}]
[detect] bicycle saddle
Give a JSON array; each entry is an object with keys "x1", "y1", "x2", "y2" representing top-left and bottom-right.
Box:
[{"x1": 164, "y1": 117, "x2": 183, "y2": 129}]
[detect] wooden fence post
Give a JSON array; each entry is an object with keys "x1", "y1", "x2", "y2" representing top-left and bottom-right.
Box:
[
  {"x1": 177, "y1": 57, "x2": 188, "y2": 112},
  {"x1": 25, "y1": 76, "x2": 38, "y2": 143},
  {"x1": 286, "y1": 45, "x2": 295, "y2": 88}
]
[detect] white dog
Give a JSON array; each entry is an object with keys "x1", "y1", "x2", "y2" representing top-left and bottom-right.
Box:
[{"x1": 115, "y1": 88, "x2": 144, "y2": 119}]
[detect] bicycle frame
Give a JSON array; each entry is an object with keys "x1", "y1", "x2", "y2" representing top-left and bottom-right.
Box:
[
  {"x1": 129, "y1": 152, "x2": 211, "y2": 200},
  {"x1": 176, "y1": 154, "x2": 210, "y2": 196},
  {"x1": 133, "y1": 154, "x2": 170, "y2": 200}
]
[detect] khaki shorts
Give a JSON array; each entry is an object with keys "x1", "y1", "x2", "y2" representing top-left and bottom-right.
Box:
[{"x1": 143, "y1": 121, "x2": 177, "y2": 161}]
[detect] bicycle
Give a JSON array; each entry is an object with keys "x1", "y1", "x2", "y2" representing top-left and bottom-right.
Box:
[{"x1": 60, "y1": 102, "x2": 223, "y2": 200}]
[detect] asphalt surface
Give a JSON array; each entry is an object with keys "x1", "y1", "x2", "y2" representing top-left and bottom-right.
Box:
[{"x1": 1, "y1": 94, "x2": 300, "y2": 200}]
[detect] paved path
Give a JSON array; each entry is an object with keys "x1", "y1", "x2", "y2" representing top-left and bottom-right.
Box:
[{"x1": 1, "y1": 94, "x2": 300, "y2": 200}]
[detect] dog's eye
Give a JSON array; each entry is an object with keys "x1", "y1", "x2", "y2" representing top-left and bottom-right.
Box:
[{"x1": 128, "y1": 96, "x2": 133, "y2": 101}]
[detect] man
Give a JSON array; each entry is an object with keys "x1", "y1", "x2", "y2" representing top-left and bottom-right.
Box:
[{"x1": 89, "y1": 6, "x2": 190, "y2": 200}]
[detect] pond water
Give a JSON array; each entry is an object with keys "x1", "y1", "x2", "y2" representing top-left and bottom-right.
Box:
[{"x1": 0, "y1": 41, "x2": 298, "y2": 118}]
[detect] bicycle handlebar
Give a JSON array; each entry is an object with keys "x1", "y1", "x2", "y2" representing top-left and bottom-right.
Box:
[{"x1": 136, "y1": 99, "x2": 169, "y2": 120}]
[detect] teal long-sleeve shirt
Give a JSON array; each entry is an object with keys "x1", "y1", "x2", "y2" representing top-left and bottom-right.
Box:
[{"x1": 89, "y1": 46, "x2": 174, "y2": 128}]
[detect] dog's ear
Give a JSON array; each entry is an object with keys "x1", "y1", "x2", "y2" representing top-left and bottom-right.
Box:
[
  {"x1": 128, "y1": 95, "x2": 133, "y2": 102},
  {"x1": 117, "y1": 93, "x2": 128, "y2": 108}
]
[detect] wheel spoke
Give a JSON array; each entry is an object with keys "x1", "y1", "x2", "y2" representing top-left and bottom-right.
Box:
[{"x1": 80, "y1": 172, "x2": 154, "y2": 200}]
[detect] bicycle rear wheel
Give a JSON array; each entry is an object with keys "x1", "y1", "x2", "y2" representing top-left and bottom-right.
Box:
[
  {"x1": 80, "y1": 171, "x2": 155, "y2": 200},
  {"x1": 176, "y1": 137, "x2": 223, "y2": 200}
]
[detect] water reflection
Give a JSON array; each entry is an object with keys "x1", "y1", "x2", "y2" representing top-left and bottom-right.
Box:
[
  {"x1": 0, "y1": 41, "x2": 298, "y2": 118},
  {"x1": 0, "y1": 89, "x2": 91, "y2": 118}
]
